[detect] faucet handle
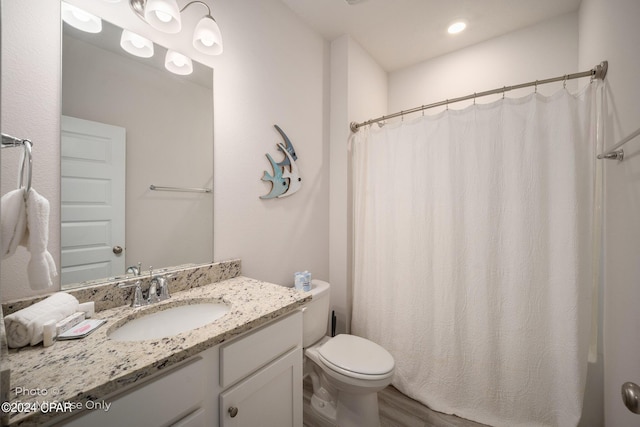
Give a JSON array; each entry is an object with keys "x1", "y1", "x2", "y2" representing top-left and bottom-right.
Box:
[
  {"x1": 126, "y1": 261, "x2": 143, "y2": 277},
  {"x1": 119, "y1": 280, "x2": 146, "y2": 307},
  {"x1": 132, "y1": 281, "x2": 145, "y2": 307}
]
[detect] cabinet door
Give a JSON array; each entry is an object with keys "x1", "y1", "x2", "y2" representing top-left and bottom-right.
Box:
[{"x1": 220, "y1": 348, "x2": 302, "y2": 427}]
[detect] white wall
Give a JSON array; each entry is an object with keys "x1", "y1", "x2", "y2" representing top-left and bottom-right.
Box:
[
  {"x1": 1, "y1": 0, "x2": 61, "y2": 301},
  {"x1": 579, "y1": 0, "x2": 640, "y2": 425},
  {"x1": 210, "y1": 0, "x2": 329, "y2": 287},
  {"x1": 389, "y1": 13, "x2": 580, "y2": 115},
  {"x1": 329, "y1": 35, "x2": 387, "y2": 334},
  {"x1": 0, "y1": 0, "x2": 330, "y2": 301}
]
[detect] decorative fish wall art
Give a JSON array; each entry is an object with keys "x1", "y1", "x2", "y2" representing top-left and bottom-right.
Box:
[{"x1": 260, "y1": 125, "x2": 302, "y2": 199}]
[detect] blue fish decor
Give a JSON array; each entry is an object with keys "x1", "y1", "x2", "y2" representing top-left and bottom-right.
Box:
[{"x1": 260, "y1": 125, "x2": 302, "y2": 199}]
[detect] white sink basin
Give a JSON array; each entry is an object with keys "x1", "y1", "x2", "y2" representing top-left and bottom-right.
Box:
[{"x1": 108, "y1": 302, "x2": 230, "y2": 342}]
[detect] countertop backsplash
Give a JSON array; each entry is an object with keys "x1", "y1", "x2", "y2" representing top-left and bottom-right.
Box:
[{"x1": 1, "y1": 259, "x2": 241, "y2": 316}]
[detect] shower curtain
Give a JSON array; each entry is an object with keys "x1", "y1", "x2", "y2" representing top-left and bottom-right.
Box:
[{"x1": 351, "y1": 85, "x2": 597, "y2": 427}]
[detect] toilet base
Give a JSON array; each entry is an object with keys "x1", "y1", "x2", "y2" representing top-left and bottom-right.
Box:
[
  {"x1": 335, "y1": 390, "x2": 381, "y2": 427},
  {"x1": 310, "y1": 393, "x2": 337, "y2": 425},
  {"x1": 309, "y1": 386, "x2": 382, "y2": 427}
]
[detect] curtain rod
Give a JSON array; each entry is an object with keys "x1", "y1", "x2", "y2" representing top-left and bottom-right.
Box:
[{"x1": 350, "y1": 61, "x2": 608, "y2": 133}]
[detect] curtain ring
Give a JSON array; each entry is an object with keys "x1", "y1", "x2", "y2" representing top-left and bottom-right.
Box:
[
  {"x1": 401, "y1": 110, "x2": 404, "y2": 121},
  {"x1": 502, "y1": 87, "x2": 506, "y2": 99},
  {"x1": 563, "y1": 75, "x2": 568, "y2": 89},
  {"x1": 422, "y1": 105, "x2": 425, "y2": 116},
  {"x1": 446, "y1": 99, "x2": 449, "y2": 110},
  {"x1": 535, "y1": 80, "x2": 538, "y2": 93},
  {"x1": 473, "y1": 92, "x2": 476, "y2": 105}
]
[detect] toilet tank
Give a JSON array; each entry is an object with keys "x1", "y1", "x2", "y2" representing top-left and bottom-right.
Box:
[{"x1": 302, "y1": 280, "x2": 330, "y2": 348}]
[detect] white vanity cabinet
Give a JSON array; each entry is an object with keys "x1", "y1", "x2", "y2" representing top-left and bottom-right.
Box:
[
  {"x1": 53, "y1": 310, "x2": 302, "y2": 427},
  {"x1": 219, "y1": 311, "x2": 302, "y2": 426},
  {"x1": 54, "y1": 345, "x2": 219, "y2": 427},
  {"x1": 220, "y1": 348, "x2": 302, "y2": 427}
]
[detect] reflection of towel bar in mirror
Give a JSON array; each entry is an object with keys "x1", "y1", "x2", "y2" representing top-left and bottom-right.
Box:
[{"x1": 149, "y1": 184, "x2": 212, "y2": 193}]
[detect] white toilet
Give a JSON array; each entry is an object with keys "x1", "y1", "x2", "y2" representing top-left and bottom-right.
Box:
[{"x1": 302, "y1": 280, "x2": 395, "y2": 427}]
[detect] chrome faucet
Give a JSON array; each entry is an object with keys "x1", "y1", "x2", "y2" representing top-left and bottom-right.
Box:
[
  {"x1": 155, "y1": 275, "x2": 171, "y2": 301},
  {"x1": 144, "y1": 267, "x2": 172, "y2": 304},
  {"x1": 126, "y1": 262, "x2": 142, "y2": 277},
  {"x1": 149, "y1": 272, "x2": 171, "y2": 302},
  {"x1": 118, "y1": 266, "x2": 172, "y2": 308}
]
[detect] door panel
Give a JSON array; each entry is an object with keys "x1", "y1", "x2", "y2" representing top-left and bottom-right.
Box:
[{"x1": 61, "y1": 115, "x2": 125, "y2": 285}]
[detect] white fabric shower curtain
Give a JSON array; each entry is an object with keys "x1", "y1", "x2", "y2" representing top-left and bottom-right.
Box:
[{"x1": 351, "y1": 85, "x2": 597, "y2": 427}]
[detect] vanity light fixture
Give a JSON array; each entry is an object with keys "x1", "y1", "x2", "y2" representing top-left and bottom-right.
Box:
[
  {"x1": 192, "y1": 9, "x2": 223, "y2": 55},
  {"x1": 165, "y1": 50, "x2": 193, "y2": 75},
  {"x1": 120, "y1": 30, "x2": 155, "y2": 58},
  {"x1": 143, "y1": 0, "x2": 182, "y2": 33},
  {"x1": 130, "y1": 0, "x2": 224, "y2": 55},
  {"x1": 447, "y1": 20, "x2": 467, "y2": 34},
  {"x1": 61, "y1": 2, "x2": 102, "y2": 33}
]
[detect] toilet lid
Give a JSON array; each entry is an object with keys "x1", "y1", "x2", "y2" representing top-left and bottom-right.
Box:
[{"x1": 318, "y1": 334, "x2": 394, "y2": 376}]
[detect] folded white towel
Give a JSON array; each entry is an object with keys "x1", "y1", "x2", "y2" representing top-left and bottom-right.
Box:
[
  {"x1": 4, "y1": 292, "x2": 79, "y2": 348},
  {"x1": 1, "y1": 189, "x2": 27, "y2": 259},
  {"x1": 21, "y1": 188, "x2": 57, "y2": 290}
]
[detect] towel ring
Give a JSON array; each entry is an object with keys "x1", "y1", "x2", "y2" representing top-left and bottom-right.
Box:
[{"x1": 19, "y1": 140, "x2": 32, "y2": 200}]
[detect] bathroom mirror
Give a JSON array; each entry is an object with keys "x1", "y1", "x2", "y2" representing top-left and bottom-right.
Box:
[{"x1": 61, "y1": 16, "x2": 213, "y2": 288}]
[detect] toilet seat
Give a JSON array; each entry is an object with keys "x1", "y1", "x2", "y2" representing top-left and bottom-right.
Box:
[{"x1": 318, "y1": 334, "x2": 395, "y2": 380}]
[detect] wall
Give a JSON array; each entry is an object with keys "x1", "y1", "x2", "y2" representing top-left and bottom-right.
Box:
[
  {"x1": 0, "y1": 0, "x2": 330, "y2": 301},
  {"x1": 579, "y1": 0, "x2": 640, "y2": 425},
  {"x1": 389, "y1": 13, "x2": 580, "y2": 114},
  {"x1": 329, "y1": 35, "x2": 387, "y2": 334},
  {"x1": 0, "y1": 0, "x2": 61, "y2": 301},
  {"x1": 210, "y1": 0, "x2": 329, "y2": 287}
]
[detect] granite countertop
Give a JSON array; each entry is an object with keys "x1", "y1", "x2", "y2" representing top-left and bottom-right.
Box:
[{"x1": 5, "y1": 276, "x2": 310, "y2": 426}]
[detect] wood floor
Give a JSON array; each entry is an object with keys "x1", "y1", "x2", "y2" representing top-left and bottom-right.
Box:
[{"x1": 303, "y1": 377, "x2": 489, "y2": 427}]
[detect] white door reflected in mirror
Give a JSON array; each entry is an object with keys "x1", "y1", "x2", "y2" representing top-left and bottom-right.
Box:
[{"x1": 61, "y1": 115, "x2": 125, "y2": 286}]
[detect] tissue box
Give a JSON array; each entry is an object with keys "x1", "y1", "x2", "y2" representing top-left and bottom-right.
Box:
[{"x1": 56, "y1": 312, "x2": 86, "y2": 336}]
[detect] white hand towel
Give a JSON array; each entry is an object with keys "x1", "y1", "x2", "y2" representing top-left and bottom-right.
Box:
[
  {"x1": 20, "y1": 188, "x2": 57, "y2": 290},
  {"x1": 1, "y1": 189, "x2": 27, "y2": 259},
  {"x1": 4, "y1": 292, "x2": 79, "y2": 348}
]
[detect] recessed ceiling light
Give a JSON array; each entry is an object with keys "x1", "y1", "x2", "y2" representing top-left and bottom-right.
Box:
[{"x1": 447, "y1": 21, "x2": 467, "y2": 35}]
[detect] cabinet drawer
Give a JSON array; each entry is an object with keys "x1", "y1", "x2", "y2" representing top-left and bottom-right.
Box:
[
  {"x1": 171, "y1": 408, "x2": 205, "y2": 427},
  {"x1": 59, "y1": 356, "x2": 204, "y2": 427},
  {"x1": 220, "y1": 311, "x2": 301, "y2": 388}
]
